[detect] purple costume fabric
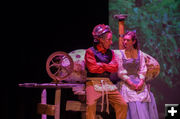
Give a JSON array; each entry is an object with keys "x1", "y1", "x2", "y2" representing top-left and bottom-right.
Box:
[
  {"x1": 126, "y1": 92, "x2": 159, "y2": 119},
  {"x1": 120, "y1": 50, "x2": 159, "y2": 119}
]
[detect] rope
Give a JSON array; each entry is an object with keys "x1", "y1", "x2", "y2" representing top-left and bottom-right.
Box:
[
  {"x1": 100, "y1": 80, "x2": 110, "y2": 114},
  {"x1": 105, "y1": 82, "x2": 109, "y2": 114},
  {"x1": 101, "y1": 80, "x2": 104, "y2": 112}
]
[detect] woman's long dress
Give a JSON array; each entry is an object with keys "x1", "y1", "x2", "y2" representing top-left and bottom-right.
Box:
[{"x1": 117, "y1": 50, "x2": 159, "y2": 119}]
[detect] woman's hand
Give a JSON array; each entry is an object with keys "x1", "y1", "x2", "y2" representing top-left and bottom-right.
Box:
[
  {"x1": 135, "y1": 79, "x2": 144, "y2": 91},
  {"x1": 146, "y1": 83, "x2": 151, "y2": 91},
  {"x1": 126, "y1": 79, "x2": 137, "y2": 90}
]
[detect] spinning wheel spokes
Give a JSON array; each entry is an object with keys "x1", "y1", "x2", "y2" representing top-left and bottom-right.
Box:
[{"x1": 46, "y1": 51, "x2": 74, "y2": 82}]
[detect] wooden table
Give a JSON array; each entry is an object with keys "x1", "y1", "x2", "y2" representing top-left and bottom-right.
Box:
[{"x1": 19, "y1": 83, "x2": 84, "y2": 119}]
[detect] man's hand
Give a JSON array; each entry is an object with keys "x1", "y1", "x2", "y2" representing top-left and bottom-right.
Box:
[{"x1": 97, "y1": 62, "x2": 103, "y2": 67}]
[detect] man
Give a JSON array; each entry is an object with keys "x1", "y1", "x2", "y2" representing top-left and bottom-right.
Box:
[{"x1": 85, "y1": 24, "x2": 127, "y2": 119}]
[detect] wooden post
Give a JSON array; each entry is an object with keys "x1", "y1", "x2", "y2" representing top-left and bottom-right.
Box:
[
  {"x1": 41, "y1": 89, "x2": 47, "y2": 119},
  {"x1": 55, "y1": 89, "x2": 61, "y2": 119},
  {"x1": 114, "y1": 14, "x2": 128, "y2": 50},
  {"x1": 118, "y1": 20, "x2": 125, "y2": 50}
]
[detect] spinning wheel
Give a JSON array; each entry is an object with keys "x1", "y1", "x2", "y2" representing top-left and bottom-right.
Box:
[{"x1": 46, "y1": 51, "x2": 74, "y2": 82}]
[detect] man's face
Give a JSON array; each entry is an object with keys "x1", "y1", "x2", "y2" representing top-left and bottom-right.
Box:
[{"x1": 99, "y1": 33, "x2": 113, "y2": 49}]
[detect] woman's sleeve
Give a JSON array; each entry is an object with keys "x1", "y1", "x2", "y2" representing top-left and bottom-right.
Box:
[
  {"x1": 138, "y1": 51, "x2": 147, "y2": 80},
  {"x1": 117, "y1": 51, "x2": 130, "y2": 81}
]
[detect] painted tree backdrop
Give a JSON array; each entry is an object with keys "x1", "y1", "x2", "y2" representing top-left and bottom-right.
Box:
[{"x1": 109, "y1": 0, "x2": 180, "y2": 116}]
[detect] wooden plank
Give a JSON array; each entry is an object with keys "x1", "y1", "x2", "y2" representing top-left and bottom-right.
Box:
[
  {"x1": 66, "y1": 100, "x2": 86, "y2": 111},
  {"x1": 19, "y1": 83, "x2": 84, "y2": 89},
  {"x1": 37, "y1": 103, "x2": 55, "y2": 116}
]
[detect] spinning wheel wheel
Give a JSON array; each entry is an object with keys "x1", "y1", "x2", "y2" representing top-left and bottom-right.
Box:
[{"x1": 46, "y1": 51, "x2": 74, "y2": 82}]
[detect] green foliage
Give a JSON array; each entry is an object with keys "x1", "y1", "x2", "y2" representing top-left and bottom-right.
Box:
[{"x1": 109, "y1": 0, "x2": 180, "y2": 88}]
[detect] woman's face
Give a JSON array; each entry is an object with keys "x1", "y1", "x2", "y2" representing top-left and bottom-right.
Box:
[{"x1": 123, "y1": 35, "x2": 136, "y2": 49}]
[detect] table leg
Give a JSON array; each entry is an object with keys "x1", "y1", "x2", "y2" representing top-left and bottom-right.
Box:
[
  {"x1": 41, "y1": 89, "x2": 47, "y2": 119},
  {"x1": 55, "y1": 89, "x2": 61, "y2": 119}
]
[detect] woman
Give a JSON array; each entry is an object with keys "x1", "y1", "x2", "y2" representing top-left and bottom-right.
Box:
[{"x1": 117, "y1": 31, "x2": 159, "y2": 119}]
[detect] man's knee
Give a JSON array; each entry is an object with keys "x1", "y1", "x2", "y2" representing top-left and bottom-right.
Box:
[{"x1": 117, "y1": 100, "x2": 128, "y2": 110}]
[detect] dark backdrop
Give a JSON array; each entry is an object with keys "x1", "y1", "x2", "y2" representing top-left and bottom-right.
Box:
[
  {"x1": 3, "y1": 1, "x2": 179, "y2": 119},
  {"x1": 3, "y1": 0, "x2": 108, "y2": 119}
]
